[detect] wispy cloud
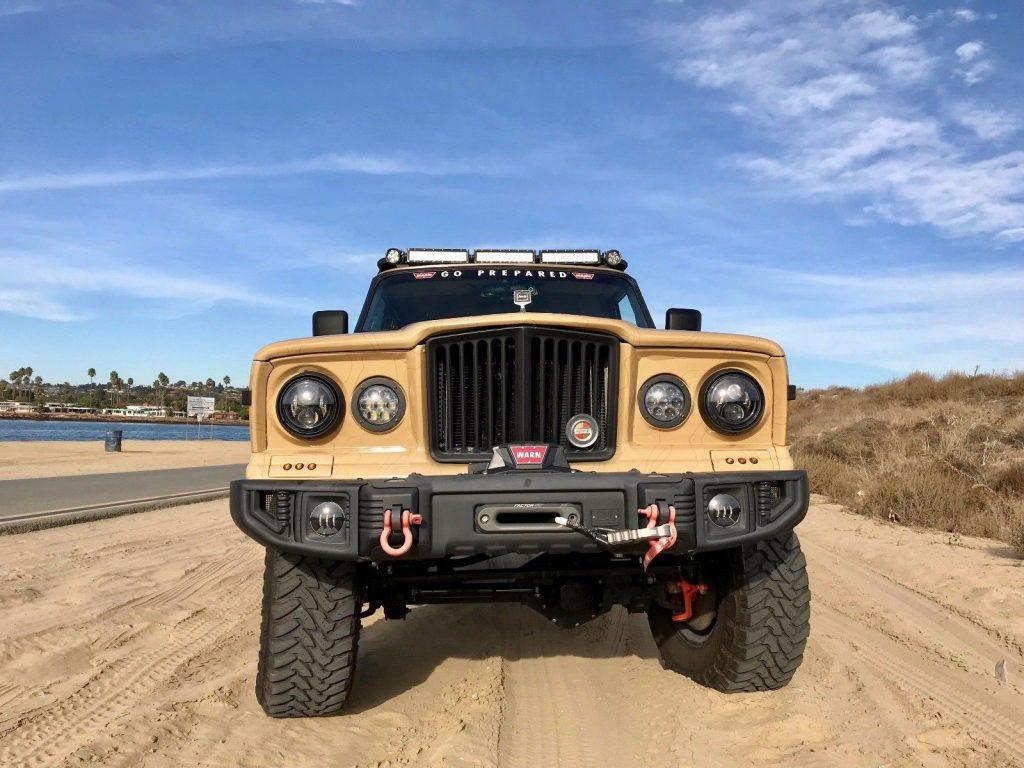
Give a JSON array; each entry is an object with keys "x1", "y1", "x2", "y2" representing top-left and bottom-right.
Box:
[
  {"x1": 0, "y1": 3, "x2": 41, "y2": 18},
  {"x1": 0, "y1": 197, "x2": 381, "y2": 322},
  {"x1": 954, "y1": 39, "x2": 992, "y2": 85},
  {"x1": 0, "y1": 248, "x2": 299, "y2": 321},
  {"x1": 653, "y1": 1, "x2": 1023, "y2": 244},
  {"x1": 0, "y1": 152, "x2": 508, "y2": 193},
  {"x1": 729, "y1": 263, "x2": 1024, "y2": 372},
  {"x1": 950, "y1": 103, "x2": 1020, "y2": 141}
]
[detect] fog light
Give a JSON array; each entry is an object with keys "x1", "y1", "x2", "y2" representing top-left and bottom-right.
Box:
[
  {"x1": 310, "y1": 501, "x2": 347, "y2": 536},
  {"x1": 385, "y1": 248, "x2": 403, "y2": 264},
  {"x1": 708, "y1": 493, "x2": 742, "y2": 528}
]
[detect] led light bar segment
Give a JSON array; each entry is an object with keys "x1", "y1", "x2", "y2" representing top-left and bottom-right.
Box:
[
  {"x1": 539, "y1": 250, "x2": 601, "y2": 264},
  {"x1": 474, "y1": 250, "x2": 536, "y2": 263},
  {"x1": 407, "y1": 249, "x2": 471, "y2": 263}
]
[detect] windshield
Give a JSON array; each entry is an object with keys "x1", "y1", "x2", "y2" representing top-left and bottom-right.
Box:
[{"x1": 357, "y1": 267, "x2": 653, "y2": 332}]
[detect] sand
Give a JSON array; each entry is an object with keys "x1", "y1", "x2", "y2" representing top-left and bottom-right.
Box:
[
  {"x1": 0, "y1": 498, "x2": 1022, "y2": 767},
  {"x1": 0, "y1": 441, "x2": 250, "y2": 481}
]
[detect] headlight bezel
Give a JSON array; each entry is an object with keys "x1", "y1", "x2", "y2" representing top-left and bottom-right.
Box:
[
  {"x1": 699, "y1": 369, "x2": 765, "y2": 435},
  {"x1": 276, "y1": 373, "x2": 344, "y2": 439},
  {"x1": 637, "y1": 373, "x2": 691, "y2": 429},
  {"x1": 352, "y1": 376, "x2": 407, "y2": 433}
]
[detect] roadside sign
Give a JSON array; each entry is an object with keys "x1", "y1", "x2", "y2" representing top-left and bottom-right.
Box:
[{"x1": 187, "y1": 396, "x2": 216, "y2": 418}]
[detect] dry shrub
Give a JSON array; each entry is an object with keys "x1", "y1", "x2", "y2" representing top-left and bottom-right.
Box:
[
  {"x1": 801, "y1": 418, "x2": 895, "y2": 462},
  {"x1": 866, "y1": 467, "x2": 995, "y2": 537},
  {"x1": 798, "y1": 453, "x2": 861, "y2": 501},
  {"x1": 990, "y1": 462, "x2": 1024, "y2": 494},
  {"x1": 1010, "y1": 514, "x2": 1024, "y2": 559},
  {"x1": 791, "y1": 370, "x2": 1024, "y2": 551},
  {"x1": 863, "y1": 370, "x2": 1024, "y2": 406}
]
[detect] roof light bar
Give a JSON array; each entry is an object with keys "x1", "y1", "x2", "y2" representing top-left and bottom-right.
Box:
[
  {"x1": 539, "y1": 250, "x2": 601, "y2": 264},
  {"x1": 379, "y1": 248, "x2": 626, "y2": 270},
  {"x1": 475, "y1": 249, "x2": 536, "y2": 263},
  {"x1": 407, "y1": 248, "x2": 471, "y2": 264}
]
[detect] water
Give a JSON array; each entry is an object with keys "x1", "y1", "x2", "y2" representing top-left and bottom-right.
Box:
[{"x1": 0, "y1": 419, "x2": 250, "y2": 442}]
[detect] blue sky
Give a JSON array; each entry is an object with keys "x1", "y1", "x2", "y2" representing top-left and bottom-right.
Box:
[{"x1": 0, "y1": 0, "x2": 1021, "y2": 390}]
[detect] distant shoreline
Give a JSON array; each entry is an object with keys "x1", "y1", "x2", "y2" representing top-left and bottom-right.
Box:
[{"x1": 0, "y1": 412, "x2": 249, "y2": 427}]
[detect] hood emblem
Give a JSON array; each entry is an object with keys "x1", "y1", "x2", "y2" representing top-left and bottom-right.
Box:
[
  {"x1": 566, "y1": 414, "x2": 599, "y2": 449},
  {"x1": 513, "y1": 288, "x2": 534, "y2": 312}
]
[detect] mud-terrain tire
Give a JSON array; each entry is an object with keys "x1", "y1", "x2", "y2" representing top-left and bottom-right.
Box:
[
  {"x1": 256, "y1": 548, "x2": 360, "y2": 717},
  {"x1": 648, "y1": 532, "x2": 810, "y2": 692}
]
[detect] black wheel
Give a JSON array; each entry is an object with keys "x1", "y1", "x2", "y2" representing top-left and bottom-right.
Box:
[
  {"x1": 648, "y1": 532, "x2": 810, "y2": 692},
  {"x1": 256, "y1": 548, "x2": 360, "y2": 717}
]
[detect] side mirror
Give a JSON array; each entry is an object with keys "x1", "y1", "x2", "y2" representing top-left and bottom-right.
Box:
[
  {"x1": 665, "y1": 308, "x2": 701, "y2": 332},
  {"x1": 241, "y1": 389, "x2": 252, "y2": 406},
  {"x1": 313, "y1": 310, "x2": 349, "y2": 336}
]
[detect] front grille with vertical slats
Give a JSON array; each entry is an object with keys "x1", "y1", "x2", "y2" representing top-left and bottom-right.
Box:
[
  {"x1": 427, "y1": 327, "x2": 618, "y2": 461},
  {"x1": 432, "y1": 331, "x2": 517, "y2": 455}
]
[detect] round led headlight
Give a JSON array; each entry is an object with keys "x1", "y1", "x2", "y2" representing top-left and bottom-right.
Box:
[
  {"x1": 277, "y1": 374, "x2": 343, "y2": 438},
  {"x1": 638, "y1": 374, "x2": 690, "y2": 429},
  {"x1": 353, "y1": 377, "x2": 406, "y2": 432},
  {"x1": 700, "y1": 370, "x2": 765, "y2": 434}
]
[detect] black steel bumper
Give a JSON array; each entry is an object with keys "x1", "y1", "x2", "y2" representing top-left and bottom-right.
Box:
[{"x1": 230, "y1": 469, "x2": 808, "y2": 562}]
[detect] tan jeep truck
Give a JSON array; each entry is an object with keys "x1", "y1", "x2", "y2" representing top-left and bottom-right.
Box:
[{"x1": 231, "y1": 248, "x2": 810, "y2": 717}]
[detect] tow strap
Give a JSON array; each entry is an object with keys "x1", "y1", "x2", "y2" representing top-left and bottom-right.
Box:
[{"x1": 553, "y1": 502, "x2": 679, "y2": 570}]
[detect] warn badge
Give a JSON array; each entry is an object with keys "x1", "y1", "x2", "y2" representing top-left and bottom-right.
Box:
[
  {"x1": 510, "y1": 445, "x2": 549, "y2": 465},
  {"x1": 566, "y1": 414, "x2": 599, "y2": 449}
]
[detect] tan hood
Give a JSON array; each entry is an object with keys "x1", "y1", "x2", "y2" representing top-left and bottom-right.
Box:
[{"x1": 254, "y1": 313, "x2": 784, "y2": 362}]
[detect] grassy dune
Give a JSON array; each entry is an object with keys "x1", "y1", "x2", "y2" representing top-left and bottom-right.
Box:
[{"x1": 790, "y1": 371, "x2": 1024, "y2": 556}]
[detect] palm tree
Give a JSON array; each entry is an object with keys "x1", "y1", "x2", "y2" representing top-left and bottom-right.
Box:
[
  {"x1": 87, "y1": 367, "x2": 95, "y2": 385},
  {"x1": 109, "y1": 371, "x2": 119, "y2": 405},
  {"x1": 126, "y1": 377, "x2": 134, "y2": 405},
  {"x1": 13, "y1": 367, "x2": 28, "y2": 400},
  {"x1": 205, "y1": 377, "x2": 215, "y2": 393},
  {"x1": 158, "y1": 372, "x2": 169, "y2": 407},
  {"x1": 9, "y1": 369, "x2": 21, "y2": 399}
]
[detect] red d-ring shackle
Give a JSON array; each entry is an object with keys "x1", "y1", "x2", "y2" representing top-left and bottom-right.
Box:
[{"x1": 380, "y1": 509, "x2": 423, "y2": 557}]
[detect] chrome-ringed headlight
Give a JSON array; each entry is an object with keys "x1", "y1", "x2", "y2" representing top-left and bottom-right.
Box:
[
  {"x1": 638, "y1": 374, "x2": 690, "y2": 429},
  {"x1": 353, "y1": 377, "x2": 406, "y2": 432},
  {"x1": 700, "y1": 370, "x2": 765, "y2": 434},
  {"x1": 276, "y1": 373, "x2": 343, "y2": 439}
]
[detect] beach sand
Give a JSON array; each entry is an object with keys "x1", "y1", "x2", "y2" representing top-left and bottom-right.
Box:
[
  {"x1": 0, "y1": 440, "x2": 249, "y2": 480},
  {"x1": 0, "y1": 497, "x2": 1022, "y2": 767}
]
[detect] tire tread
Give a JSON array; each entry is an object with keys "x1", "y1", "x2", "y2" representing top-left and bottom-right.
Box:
[
  {"x1": 652, "y1": 532, "x2": 810, "y2": 692},
  {"x1": 256, "y1": 548, "x2": 360, "y2": 717}
]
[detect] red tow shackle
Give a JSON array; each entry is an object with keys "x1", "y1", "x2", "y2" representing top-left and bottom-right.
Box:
[{"x1": 380, "y1": 509, "x2": 422, "y2": 557}]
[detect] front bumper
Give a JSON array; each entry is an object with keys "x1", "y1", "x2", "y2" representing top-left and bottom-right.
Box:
[{"x1": 230, "y1": 469, "x2": 808, "y2": 562}]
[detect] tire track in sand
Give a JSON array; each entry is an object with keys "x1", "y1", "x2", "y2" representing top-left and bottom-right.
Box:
[
  {"x1": 0, "y1": 584, "x2": 250, "y2": 768},
  {"x1": 496, "y1": 607, "x2": 647, "y2": 768}
]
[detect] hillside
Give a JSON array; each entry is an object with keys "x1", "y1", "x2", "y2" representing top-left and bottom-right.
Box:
[{"x1": 790, "y1": 371, "x2": 1024, "y2": 556}]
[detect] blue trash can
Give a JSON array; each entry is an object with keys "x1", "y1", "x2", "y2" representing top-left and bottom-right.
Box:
[{"x1": 105, "y1": 429, "x2": 123, "y2": 452}]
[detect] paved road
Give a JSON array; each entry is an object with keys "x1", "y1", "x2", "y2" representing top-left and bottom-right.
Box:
[{"x1": 0, "y1": 464, "x2": 246, "y2": 521}]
